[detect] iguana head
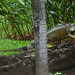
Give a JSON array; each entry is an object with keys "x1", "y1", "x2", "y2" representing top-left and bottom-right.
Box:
[{"x1": 68, "y1": 24, "x2": 75, "y2": 39}]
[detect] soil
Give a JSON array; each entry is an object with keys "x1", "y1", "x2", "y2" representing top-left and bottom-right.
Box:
[{"x1": 0, "y1": 40, "x2": 75, "y2": 75}]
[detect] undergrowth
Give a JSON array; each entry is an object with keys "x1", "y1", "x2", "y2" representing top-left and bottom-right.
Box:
[
  {"x1": 0, "y1": 38, "x2": 31, "y2": 56},
  {"x1": 49, "y1": 72, "x2": 63, "y2": 75}
]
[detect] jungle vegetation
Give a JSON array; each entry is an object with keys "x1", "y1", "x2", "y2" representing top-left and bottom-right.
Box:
[{"x1": 0, "y1": 0, "x2": 75, "y2": 55}]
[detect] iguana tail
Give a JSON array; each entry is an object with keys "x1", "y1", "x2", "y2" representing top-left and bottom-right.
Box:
[{"x1": 0, "y1": 40, "x2": 35, "y2": 52}]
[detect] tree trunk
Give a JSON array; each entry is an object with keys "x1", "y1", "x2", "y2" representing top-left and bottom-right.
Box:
[{"x1": 32, "y1": 0, "x2": 49, "y2": 75}]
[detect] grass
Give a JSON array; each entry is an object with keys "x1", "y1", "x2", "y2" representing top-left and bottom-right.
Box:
[{"x1": 0, "y1": 38, "x2": 31, "y2": 56}]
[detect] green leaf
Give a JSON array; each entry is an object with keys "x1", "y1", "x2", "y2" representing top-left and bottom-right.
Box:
[
  {"x1": 54, "y1": 72, "x2": 62, "y2": 75},
  {"x1": 0, "y1": 0, "x2": 3, "y2": 2},
  {"x1": 49, "y1": 73, "x2": 53, "y2": 75},
  {"x1": 50, "y1": 11, "x2": 57, "y2": 15},
  {"x1": 18, "y1": 0, "x2": 25, "y2": 6}
]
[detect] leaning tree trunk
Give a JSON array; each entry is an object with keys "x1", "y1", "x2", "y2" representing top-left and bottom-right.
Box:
[{"x1": 32, "y1": 0, "x2": 49, "y2": 75}]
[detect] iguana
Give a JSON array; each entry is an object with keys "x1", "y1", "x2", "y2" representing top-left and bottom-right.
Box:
[
  {"x1": 0, "y1": 23, "x2": 75, "y2": 52},
  {"x1": 68, "y1": 26, "x2": 75, "y2": 39}
]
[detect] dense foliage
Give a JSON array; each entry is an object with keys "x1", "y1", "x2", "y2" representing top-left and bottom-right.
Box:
[
  {"x1": 0, "y1": 0, "x2": 75, "y2": 40},
  {"x1": 0, "y1": 0, "x2": 34, "y2": 40},
  {"x1": 45, "y1": 0, "x2": 75, "y2": 29}
]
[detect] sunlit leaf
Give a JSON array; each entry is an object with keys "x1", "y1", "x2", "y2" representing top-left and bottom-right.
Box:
[{"x1": 18, "y1": 0, "x2": 25, "y2": 6}]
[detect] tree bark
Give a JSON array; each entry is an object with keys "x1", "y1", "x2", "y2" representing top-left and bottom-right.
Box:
[{"x1": 32, "y1": 0, "x2": 49, "y2": 75}]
